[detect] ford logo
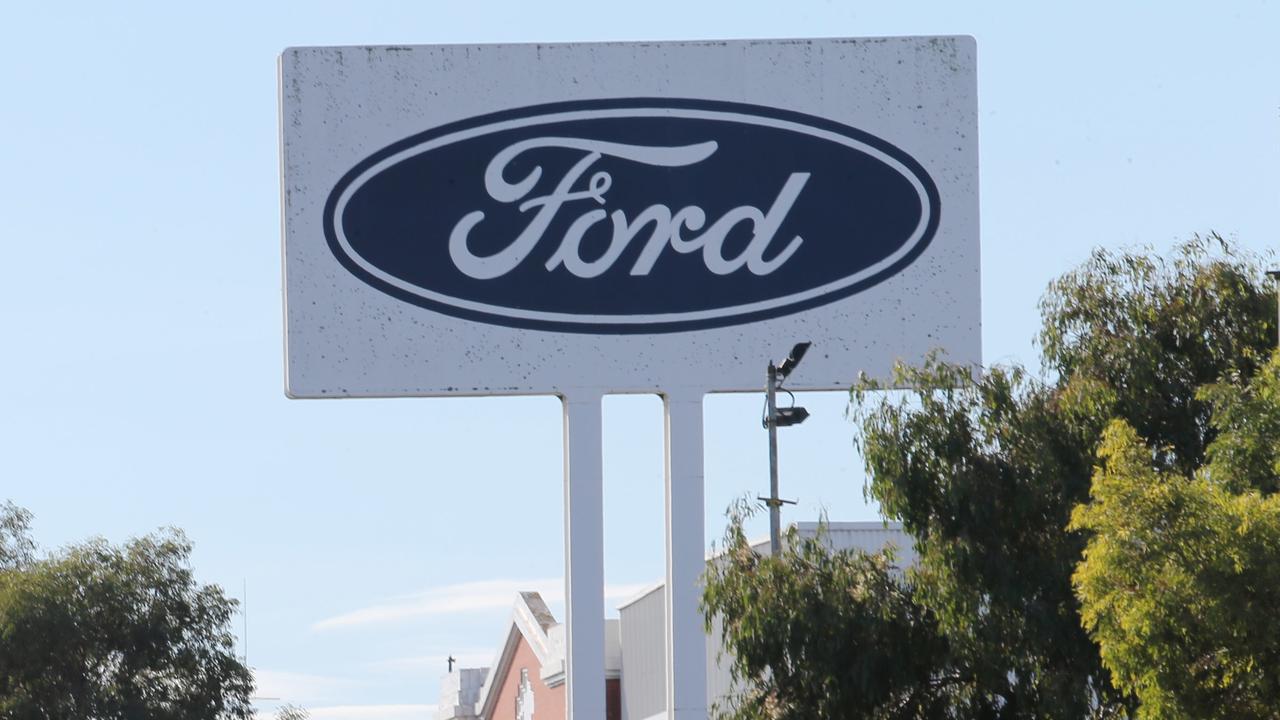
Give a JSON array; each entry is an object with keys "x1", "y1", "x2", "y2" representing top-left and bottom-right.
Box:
[{"x1": 324, "y1": 99, "x2": 940, "y2": 334}]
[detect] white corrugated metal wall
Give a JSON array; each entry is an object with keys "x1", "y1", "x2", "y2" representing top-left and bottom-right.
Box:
[{"x1": 618, "y1": 585, "x2": 667, "y2": 720}]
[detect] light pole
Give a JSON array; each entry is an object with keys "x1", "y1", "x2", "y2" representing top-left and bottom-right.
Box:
[
  {"x1": 762, "y1": 342, "x2": 811, "y2": 556},
  {"x1": 1268, "y1": 269, "x2": 1280, "y2": 347}
]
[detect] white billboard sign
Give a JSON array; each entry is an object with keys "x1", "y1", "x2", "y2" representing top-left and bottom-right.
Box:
[
  {"x1": 280, "y1": 37, "x2": 980, "y2": 398},
  {"x1": 280, "y1": 36, "x2": 979, "y2": 720}
]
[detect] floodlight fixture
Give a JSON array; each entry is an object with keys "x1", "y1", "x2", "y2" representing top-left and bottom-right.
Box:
[
  {"x1": 776, "y1": 341, "x2": 812, "y2": 381},
  {"x1": 774, "y1": 406, "x2": 810, "y2": 427}
]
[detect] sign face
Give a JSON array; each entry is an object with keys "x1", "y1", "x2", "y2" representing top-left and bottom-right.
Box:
[
  {"x1": 281, "y1": 37, "x2": 980, "y2": 397},
  {"x1": 327, "y1": 99, "x2": 940, "y2": 334}
]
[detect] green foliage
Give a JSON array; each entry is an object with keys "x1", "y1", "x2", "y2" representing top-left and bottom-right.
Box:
[
  {"x1": 702, "y1": 502, "x2": 949, "y2": 720},
  {"x1": 275, "y1": 704, "x2": 311, "y2": 720},
  {"x1": 1039, "y1": 233, "x2": 1275, "y2": 474},
  {"x1": 852, "y1": 362, "x2": 1117, "y2": 718},
  {"x1": 0, "y1": 502, "x2": 36, "y2": 571},
  {"x1": 1070, "y1": 412, "x2": 1280, "y2": 719},
  {"x1": 704, "y1": 236, "x2": 1275, "y2": 718},
  {"x1": 0, "y1": 511, "x2": 254, "y2": 720},
  {"x1": 847, "y1": 236, "x2": 1275, "y2": 717},
  {"x1": 1199, "y1": 352, "x2": 1280, "y2": 494}
]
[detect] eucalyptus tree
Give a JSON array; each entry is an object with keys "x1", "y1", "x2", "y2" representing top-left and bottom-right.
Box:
[
  {"x1": 0, "y1": 506, "x2": 254, "y2": 720},
  {"x1": 705, "y1": 234, "x2": 1278, "y2": 719}
]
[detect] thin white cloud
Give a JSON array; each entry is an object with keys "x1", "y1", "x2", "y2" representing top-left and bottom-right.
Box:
[
  {"x1": 308, "y1": 704, "x2": 436, "y2": 720},
  {"x1": 312, "y1": 577, "x2": 561, "y2": 631},
  {"x1": 253, "y1": 669, "x2": 362, "y2": 705},
  {"x1": 312, "y1": 578, "x2": 653, "y2": 632},
  {"x1": 366, "y1": 651, "x2": 493, "y2": 675}
]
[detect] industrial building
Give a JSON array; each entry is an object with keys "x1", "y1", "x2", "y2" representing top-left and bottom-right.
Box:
[{"x1": 435, "y1": 522, "x2": 914, "y2": 720}]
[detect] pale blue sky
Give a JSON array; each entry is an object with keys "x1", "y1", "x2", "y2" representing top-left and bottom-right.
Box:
[{"x1": 2, "y1": 2, "x2": 1277, "y2": 718}]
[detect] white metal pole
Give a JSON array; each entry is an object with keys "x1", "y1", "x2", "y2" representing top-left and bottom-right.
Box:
[
  {"x1": 1270, "y1": 270, "x2": 1280, "y2": 347},
  {"x1": 766, "y1": 363, "x2": 781, "y2": 556},
  {"x1": 562, "y1": 393, "x2": 606, "y2": 720},
  {"x1": 664, "y1": 392, "x2": 708, "y2": 720}
]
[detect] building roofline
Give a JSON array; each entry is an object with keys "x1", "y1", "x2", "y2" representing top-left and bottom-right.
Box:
[
  {"x1": 473, "y1": 591, "x2": 559, "y2": 719},
  {"x1": 615, "y1": 520, "x2": 904, "y2": 611}
]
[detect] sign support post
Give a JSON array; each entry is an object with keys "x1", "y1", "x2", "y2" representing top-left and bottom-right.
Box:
[
  {"x1": 562, "y1": 393, "x2": 607, "y2": 720},
  {"x1": 563, "y1": 391, "x2": 711, "y2": 720},
  {"x1": 664, "y1": 392, "x2": 709, "y2": 720}
]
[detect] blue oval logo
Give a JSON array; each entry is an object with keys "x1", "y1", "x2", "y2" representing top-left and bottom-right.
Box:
[{"x1": 324, "y1": 99, "x2": 940, "y2": 334}]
